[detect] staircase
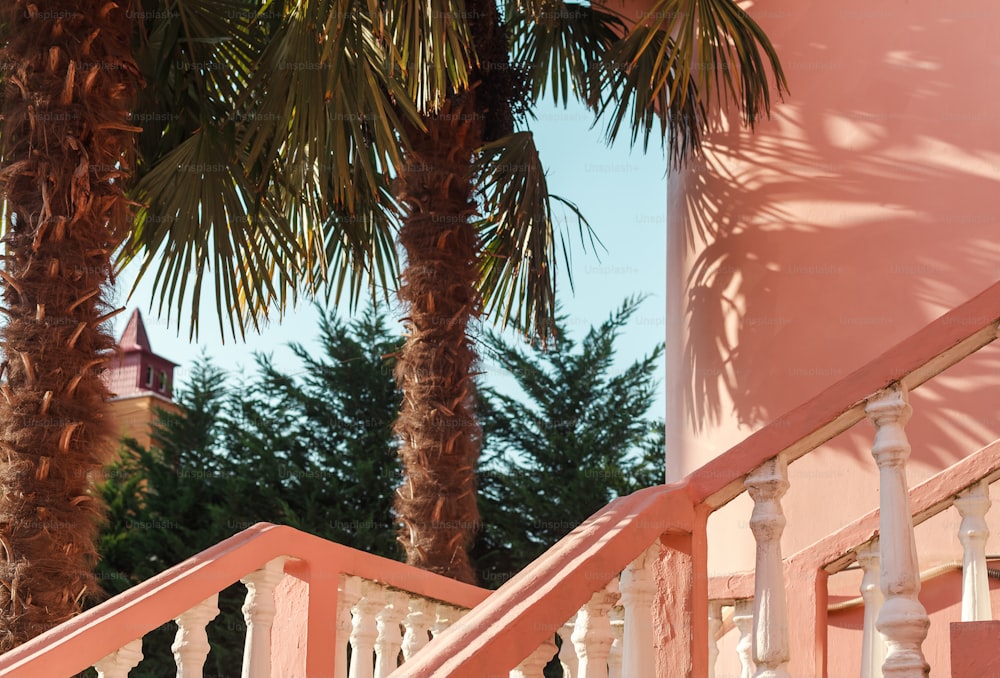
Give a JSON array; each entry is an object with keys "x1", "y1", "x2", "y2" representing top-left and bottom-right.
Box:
[{"x1": 2, "y1": 281, "x2": 1000, "y2": 677}]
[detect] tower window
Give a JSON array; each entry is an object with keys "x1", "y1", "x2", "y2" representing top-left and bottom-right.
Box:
[
  {"x1": 145, "y1": 366, "x2": 154, "y2": 387},
  {"x1": 158, "y1": 371, "x2": 168, "y2": 392}
]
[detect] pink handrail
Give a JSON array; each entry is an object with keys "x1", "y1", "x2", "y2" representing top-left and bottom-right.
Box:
[
  {"x1": 691, "y1": 280, "x2": 1000, "y2": 509},
  {"x1": 5, "y1": 282, "x2": 1000, "y2": 677},
  {"x1": 711, "y1": 436, "x2": 1000, "y2": 601},
  {"x1": 388, "y1": 483, "x2": 698, "y2": 677},
  {"x1": 0, "y1": 523, "x2": 488, "y2": 677},
  {"x1": 394, "y1": 280, "x2": 1000, "y2": 675}
]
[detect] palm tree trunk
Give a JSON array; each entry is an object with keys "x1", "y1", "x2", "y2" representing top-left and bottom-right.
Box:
[
  {"x1": 0, "y1": 0, "x2": 139, "y2": 649},
  {"x1": 394, "y1": 93, "x2": 485, "y2": 584}
]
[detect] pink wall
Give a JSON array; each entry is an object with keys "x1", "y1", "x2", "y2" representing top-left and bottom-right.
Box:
[{"x1": 666, "y1": 0, "x2": 1000, "y2": 575}]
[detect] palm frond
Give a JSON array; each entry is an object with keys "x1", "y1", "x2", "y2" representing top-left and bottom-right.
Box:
[
  {"x1": 381, "y1": 0, "x2": 476, "y2": 112},
  {"x1": 595, "y1": 0, "x2": 787, "y2": 167},
  {"x1": 475, "y1": 131, "x2": 597, "y2": 341},
  {"x1": 505, "y1": 0, "x2": 624, "y2": 108},
  {"x1": 126, "y1": 132, "x2": 299, "y2": 340},
  {"x1": 133, "y1": 0, "x2": 266, "y2": 175}
]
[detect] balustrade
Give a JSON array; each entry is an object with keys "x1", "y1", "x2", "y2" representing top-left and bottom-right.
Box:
[
  {"x1": 9, "y1": 287, "x2": 1000, "y2": 678},
  {"x1": 619, "y1": 544, "x2": 657, "y2": 678},
  {"x1": 733, "y1": 599, "x2": 756, "y2": 678},
  {"x1": 401, "y1": 597, "x2": 433, "y2": 661},
  {"x1": 172, "y1": 593, "x2": 220, "y2": 677},
  {"x1": 510, "y1": 637, "x2": 558, "y2": 678},
  {"x1": 93, "y1": 639, "x2": 143, "y2": 678},
  {"x1": 866, "y1": 386, "x2": 929, "y2": 677},
  {"x1": 76, "y1": 573, "x2": 478, "y2": 678},
  {"x1": 349, "y1": 581, "x2": 388, "y2": 678},
  {"x1": 337, "y1": 576, "x2": 363, "y2": 678},
  {"x1": 707, "y1": 600, "x2": 723, "y2": 678},
  {"x1": 856, "y1": 540, "x2": 885, "y2": 678},
  {"x1": 571, "y1": 579, "x2": 619, "y2": 678},
  {"x1": 954, "y1": 481, "x2": 992, "y2": 622},
  {"x1": 240, "y1": 558, "x2": 284, "y2": 678},
  {"x1": 607, "y1": 605, "x2": 624, "y2": 678},
  {"x1": 746, "y1": 457, "x2": 791, "y2": 678},
  {"x1": 557, "y1": 614, "x2": 579, "y2": 676}
]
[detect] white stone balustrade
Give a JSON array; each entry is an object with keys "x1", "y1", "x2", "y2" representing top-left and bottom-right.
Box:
[
  {"x1": 94, "y1": 638, "x2": 143, "y2": 678},
  {"x1": 856, "y1": 539, "x2": 885, "y2": 678},
  {"x1": 571, "y1": 579, "x2": 619, "y2": 678},
  {"x1": 557, "y1": 614, "x2": 579, "y2": 677},
  {"x1": 607, "y1": 605, "x2": 625, "y2": 678},
  {"x1": 746, "y1": 457, "x2": 791, "y2": 678},
  {"x1": 349, "y1": 581, "x2": 388, "y2": 678},
  {"x1": 172, "y1": 593, "x2": 220, "y2": 677},
  {"x1": 337, "y1": 576, "x2": 363, "y2": 678},
  {"x1": 955, "y1": 481, "x2": 992, "y2": 622},
  {"x1": 619, "y1": 544, "x2": 657, "y2": 678},
  {"x1": 241, "y1": 558, "x2": 284, "y2": 678},
  {"x1": 733, "y1": 599, "x2": 756, "y2": 678},
  {"x1": 866, "y1": 386, "x2": 929, "y2": 677},
  {"x1": 401, "y1": 597, "x2": 433, "y2": 661},
  {"x1": 510, "y1": 636, "x2": 558, "y2": 678},
  {"x1": 708, "y1": 600, "x2": 724, "y2": 678},
  {"x1": 375, "y1": 590, "x2": 408, "y2": 678},
  {"x1": 431, "y1": 603, "x2": 464, "y2": 639}
]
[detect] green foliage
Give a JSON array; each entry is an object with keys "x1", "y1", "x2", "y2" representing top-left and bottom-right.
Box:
[
  {"x1": 91, "y1": 301, "x2": 663, "y2": 673},
  {"x1": 93, "y1": 306, "x2": 402, "y2": 676},
  {"x1": 473, "y1": 296, "x2": 665, "y2": 586},
  {"x1": 125, "y1": 0, "x2": 785, "y2": 342}
]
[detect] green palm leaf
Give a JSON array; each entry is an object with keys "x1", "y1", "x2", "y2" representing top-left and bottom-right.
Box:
[
  {"x1": 595, "y1": 0, "x2": 786, "y2": 166},
  {"x1": 475, "y1": 130, "x2": 597, "y2": 340},
  {"x1": 506, "y1": 0, "x2": 623, "y2": 108}
]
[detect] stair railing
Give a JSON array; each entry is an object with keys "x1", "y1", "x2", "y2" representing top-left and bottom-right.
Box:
[
  {"x1": 709, "y1": 436, "x2": 1000, "y2": 677},
  {"x1": 0, "y1": 524, "x2": 488, "y2": 677},
  {"x1": 393, "y1": 281, "x2": 1000, "y2": 677}
]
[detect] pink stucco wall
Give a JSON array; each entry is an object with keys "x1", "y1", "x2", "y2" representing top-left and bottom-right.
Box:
[{"x1": 665, "y1": 0, "x2": 1000, "y2": 581}]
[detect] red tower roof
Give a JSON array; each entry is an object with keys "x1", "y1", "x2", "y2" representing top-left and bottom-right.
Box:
[
  {"x1": 105, "y1": 309, "x2": 177, "y2": 400},
  {"x1": 118, "y1": 308, "x2": 153, "y2": 354}
]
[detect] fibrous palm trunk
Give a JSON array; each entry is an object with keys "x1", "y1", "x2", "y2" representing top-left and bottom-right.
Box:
[
  {"x1": 0, "y1": 0, "x2": 139, "y2": 649},
  {"x1": 394, "y1": 92, "x2": 485, "y2": 584}
]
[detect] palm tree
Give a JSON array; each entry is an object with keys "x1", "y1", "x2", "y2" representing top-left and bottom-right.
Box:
[
  {"x1": 0, "y1": 0, "x2": 142, "y2": 650},
  {"x1": 125, "y1": 0, "x2": 787, "y2": 584}
]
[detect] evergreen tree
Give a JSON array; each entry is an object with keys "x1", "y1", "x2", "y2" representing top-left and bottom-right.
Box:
[
  {"x1": 91, "y1": 301, "x2": 663, "y2": 674},
  {"x1": 473, "y1": 297, "x2": 665, "y2": 586},
  {"x1": 94, "y1": 307, "x2": 402, "y2": 676}
]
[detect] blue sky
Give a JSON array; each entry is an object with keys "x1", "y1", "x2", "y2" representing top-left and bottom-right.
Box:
[{"x1": 111, "y1": 101, "x2": 669, "y2": 420}]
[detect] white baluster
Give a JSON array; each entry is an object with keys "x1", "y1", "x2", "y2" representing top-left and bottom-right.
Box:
[
  {"x1": 337, "y1": 576, "x2": 363, "y2": 678},
  {"x1": 94, "y1": 638, "x2": 143, "y2": 678},
  {"x1": 857, "y1": 540, "x2": 885, "y2": 678},
  {"x1": 733, "y1": 600, "x2": 755, "y2": 678},
  {"x1": 746, "y1": 457, "x2": 791, "y2": 678},
  {"x1": 240, "y1": 558, "x2": 284, "y2": 678},
  {"x1": 349, "y1": 581, "x2": 387, "y2": 678},
  {"x1": 430, "y1": 604, "x2": 462, "y2": 639},
  {"x1": 620, "y1": 544, "x2": 657, "y2": 678},
  {"x1": 375, "y1": 590, "x2": 408, "y2": 677},
  {"x1": 955, "y1": 481, "x2": 992, "y2": 621},
  {"x1": 572, "y1": 579, "x2": 618, "y2": 678},
  {"x1": 608, "y1": 605, "x2": 624, "y2": 678},
  {"x1": 510, "y1": 636, "x2": 558, "y2": 678},
  {"x1": 172, "y1": 593, "x2": 220, "y2": 677},
  {"x1": 558, "y1": 614, "x2": 579, "y2": 677},
  {"x1": 866, "y1": 386, "x2": 930, "y2": 677},
  {"x1": 708, "y1": 601, "x2": 724, "y2": 678},
  {"x1": 401, "y1": 597, "x2": 432, "y2": 661}
]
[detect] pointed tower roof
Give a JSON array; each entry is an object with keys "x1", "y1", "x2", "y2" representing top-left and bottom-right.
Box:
[{"x1": 118, "y1": 308, "x2": 152, "y2": 354}]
